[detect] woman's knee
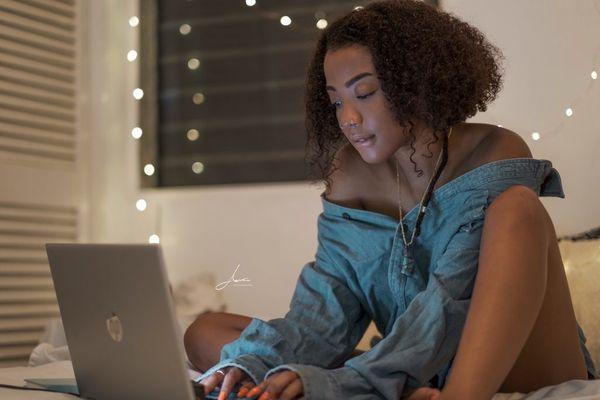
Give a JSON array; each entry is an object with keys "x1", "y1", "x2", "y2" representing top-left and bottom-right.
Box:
[{"x1": 183, "y1": 311, "x2": 252, "y2": 371}]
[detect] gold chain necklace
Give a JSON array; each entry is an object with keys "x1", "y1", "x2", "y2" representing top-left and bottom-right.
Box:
[{"x1": 395, "y1": 126, "x2": 453, "y2": 248}]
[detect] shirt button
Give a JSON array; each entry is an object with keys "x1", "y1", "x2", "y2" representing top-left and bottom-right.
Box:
[{"x1": 342, "y1": 212, "x2": 351, "y2": 220}]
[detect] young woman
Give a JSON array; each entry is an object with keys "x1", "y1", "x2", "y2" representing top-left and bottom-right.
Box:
[{"x1": 185, "y1": 1, "x2": 598, "y2": 399}]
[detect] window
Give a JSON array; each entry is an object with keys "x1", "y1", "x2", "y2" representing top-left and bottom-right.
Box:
[{"x1": 139, "y1": 0, "x2": 438, "y2": 187}]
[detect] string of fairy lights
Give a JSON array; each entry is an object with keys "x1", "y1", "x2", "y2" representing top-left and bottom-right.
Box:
[{"x1": 125, "y1": 1, "x2": 599, "y2": 244}]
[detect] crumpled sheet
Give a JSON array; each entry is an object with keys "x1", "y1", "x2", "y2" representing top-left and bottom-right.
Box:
[
  {"x1": 0, "y1": 360, "x2": 202, "y2": 399},
  {"x1": 491, "y1": 379, "x2": 600, "y2": 399}
]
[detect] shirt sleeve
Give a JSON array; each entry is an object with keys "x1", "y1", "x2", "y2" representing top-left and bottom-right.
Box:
[
  {"x1": 196, "y1": 236, "x2": 372, "y2": 385},
  {"x1": 265, "y1": 208, "x2": 487, "y2": 399}
]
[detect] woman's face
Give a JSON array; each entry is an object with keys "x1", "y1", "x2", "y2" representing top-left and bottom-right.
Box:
[{"x1": 324, "y1": 44, "x2": 407, "y2": 164}]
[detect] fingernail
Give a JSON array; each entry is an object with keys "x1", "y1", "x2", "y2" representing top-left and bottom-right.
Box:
[
  {"x1": 237, "y1": 387, "x2": 249, "y2": 397},
  {"x1": 258, "y1": 392, "x2": 270, "y2": 400},
  {"x1": 246, "y1": 387, "x2": 261, "y2": 398}
]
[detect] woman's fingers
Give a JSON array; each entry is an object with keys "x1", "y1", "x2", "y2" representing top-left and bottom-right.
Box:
[
  {"x1": 218, "y1": 367, "x2": 244, "y2": 400},
  {"x1": 279, "y1": 378, "x2": 303, "y2": 400},
  {"x1": 245, "y1": 379, "x2": 268, "y2": 399},
  {"x1": 405, "y1": 387, "x2": 441, "y2": 400},
  {"x1": 198, "y1": 370, "x2": 224, "y2": 395},
  {"x1": 237, "y1": 380, "x2": 255, "y2": 397},
  {"x1": 256, "y1": 370, "x2": 301, "y2": 400}
]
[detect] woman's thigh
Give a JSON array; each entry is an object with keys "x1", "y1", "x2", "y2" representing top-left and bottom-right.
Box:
[{"x1": 184, "y1": 311, "x2": 366, "y2": 372}]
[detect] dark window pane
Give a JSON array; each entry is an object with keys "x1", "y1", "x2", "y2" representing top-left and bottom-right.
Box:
[{"x1": 141, "y1": 0, "x2": 437, "y2": 187}]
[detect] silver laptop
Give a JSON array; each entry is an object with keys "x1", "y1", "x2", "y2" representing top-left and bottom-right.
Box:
[{"x1": 44, "y1": 243, "x2": 199, "y2": 400}]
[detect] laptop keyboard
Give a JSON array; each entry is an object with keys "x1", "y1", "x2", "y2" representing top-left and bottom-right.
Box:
[{"x1": 192, "y1": 381, "x2": 245, "y2": 400}]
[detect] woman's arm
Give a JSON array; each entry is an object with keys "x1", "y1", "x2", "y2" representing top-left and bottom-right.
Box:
[
  {"x1": 195, "y1": 234, "x2": 372, "y2": 385},
  {"x1": 440, "y1": 185, "x2": 549, "y2": 400},
  {"x1": 266, "y1": 192, "x2": 494, "y2": 399}
]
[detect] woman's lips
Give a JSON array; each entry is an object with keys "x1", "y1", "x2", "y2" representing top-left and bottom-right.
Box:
[{"x1": 354, "y1": 135, "x2": 375, "y2": 147}]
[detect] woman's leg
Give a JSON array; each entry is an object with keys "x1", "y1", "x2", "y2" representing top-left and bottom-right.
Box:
[
  {"x1": 184, "y1": 311, "x2": 252, "y2": 372},
  {"x1": 441, "y1": 191, "x2": 588, "y2": 399},
  {"x1": 183, "y1": 311, "x2": 367, "y2": 372}
]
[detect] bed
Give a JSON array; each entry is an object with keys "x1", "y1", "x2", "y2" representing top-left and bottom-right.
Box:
[{"x1": 0, "y1": 240, "x2": 597, "y2": 399}]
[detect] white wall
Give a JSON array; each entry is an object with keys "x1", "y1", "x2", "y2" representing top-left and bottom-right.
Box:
[
  {"x1": 83, "y1": 0, "x2": 323, "y2": 320},
  {"x1": 441, "y1": 0, "x2": 600, "y2": 235},
  {"x1": 83, "y1": 0, "x2": 600, "y2": 320}
]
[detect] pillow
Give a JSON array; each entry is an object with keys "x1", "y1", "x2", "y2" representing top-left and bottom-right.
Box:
[{"x1": 560, "y1": 239, "x2": 600, "y2": 368}]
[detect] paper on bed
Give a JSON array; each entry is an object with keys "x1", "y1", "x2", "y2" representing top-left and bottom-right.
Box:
[
  {"x1": 0, "y1": 361, "x2": 77, "y2": 399},
  {"x1": 0, "y1": 361, "x2": 74, "y2": 386},
  {"x1": 0, "y1": 360, "x2": 202, "y2": 391}
]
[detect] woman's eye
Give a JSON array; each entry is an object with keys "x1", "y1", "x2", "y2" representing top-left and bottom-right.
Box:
[
  {"x1": 331, "y1": 91, "x2": 375, "y2": 108},
  {"x1": 357, "y1": 90, "x2": 375, "y2": 99}
]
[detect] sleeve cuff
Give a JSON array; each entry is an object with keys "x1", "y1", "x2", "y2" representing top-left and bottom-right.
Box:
[{"x1": 194, "y1": 354, "x2": 270, "y2": 385}]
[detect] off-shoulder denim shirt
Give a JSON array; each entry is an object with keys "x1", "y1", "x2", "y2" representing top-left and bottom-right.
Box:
[{"x1": 197, "y1": 158, "x2": 598, "y2": 399}]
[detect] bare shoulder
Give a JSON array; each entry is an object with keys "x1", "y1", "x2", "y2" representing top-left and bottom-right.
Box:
[
  {"x1": 468, "y1": 125, "x2": 533, "y2": 166},
  {"x1": 475, "y1": 126, "x2": 550, "y2": 238},
  {"x1": 473, "y1": 126, "x2": 543, "y2": 217},
  {"x1": 323, "y1": 143, "x2": 364, "y2": 209}
]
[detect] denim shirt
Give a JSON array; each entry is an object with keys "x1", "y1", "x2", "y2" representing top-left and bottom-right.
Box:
[{"x1": 197, "y1": 158, "x2": 598, "y2": 399}]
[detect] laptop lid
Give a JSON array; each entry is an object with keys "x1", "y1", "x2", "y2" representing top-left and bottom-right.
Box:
[{"x1": 45, "y1": 243, "x2": 196, "y2": 400}]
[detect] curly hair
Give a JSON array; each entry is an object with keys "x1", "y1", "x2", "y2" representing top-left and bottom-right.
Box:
[{"x1": 304, "y1": 0, "x2": 505, "y2": 190}]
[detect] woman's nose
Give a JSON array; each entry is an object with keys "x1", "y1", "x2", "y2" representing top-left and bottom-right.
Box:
[{"x1": 339, "y1": 107, "x2": 362, "y2": 129}]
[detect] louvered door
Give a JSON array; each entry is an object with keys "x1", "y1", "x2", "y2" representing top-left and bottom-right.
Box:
[{"x1": 0, "y1": 0, "x2": 81, "y2": 368}]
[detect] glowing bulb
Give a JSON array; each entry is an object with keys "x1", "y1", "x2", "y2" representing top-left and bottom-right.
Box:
[
  {"x1": 246, "y1": 0, "x2": 256, "y2": 6},
  {"x1": 129, "y1": 16, "x2": 139, "y2": 27},
  {"x1": 354, "y1": 6, "x2": 364, "y2": 11},
  {"x1": 592, "y1": 71, "x2": 598, "y2": 80},
  {"x1": 187, "y1": 58, "x2": 201, "y2": 70},
  {"x1": 131, "y1": 127, "x2": 143, "y2": 139},
  {"x1": 144, "y1": 163, "x2": 155, "y2": 176},
  {"x1": 133, "y1": 88, "x2": 144, "y2": 100},
  {"x1": 179, "y1": 24, "x2": 191, "y2": 35},
  {"x1": 280, "y1": 16, "x2": 292, "y2": 26},
  {"x1": 565, "y1": 108, "x2": 573, "y2": 117},
  {"x1": 192, "y1": 161, "x2": 204, "y2": 174},
  {"x1": 187, "y1": 129, "x2": 200, "y2": 141},
  {"x1": 564, "y1": 260, "x2": 571, "y2": 274},
  {"x1": 192, "y1": 93, "x2": 205, "y2": 105},
  {"x1": 149, "y1": 234, "x2": 160, "y2": 244},
  {"x1": 127, "y1": 50, "x2": 138, "y2": 62},
  {"x1": 136, "y1": 199, "x2": 147, "y2": 211},
  {"x1": 316, "y1": 19, "x2": 328, "y2": 29},
  {"x1": 531, "y1": 132, "x2": 540, "y2": 141}
]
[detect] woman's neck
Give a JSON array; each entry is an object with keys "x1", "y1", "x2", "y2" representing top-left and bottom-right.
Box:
[{"x1": 388, "y1": 122, "x2": 459, "y2": 197}]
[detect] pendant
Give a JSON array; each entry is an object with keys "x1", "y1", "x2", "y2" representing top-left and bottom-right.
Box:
[{"x1": 400, "y1": 245, "x2": 415, "y2": 275}]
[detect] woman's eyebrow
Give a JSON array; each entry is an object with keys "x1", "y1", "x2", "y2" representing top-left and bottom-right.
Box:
[{"x1": 326, "y1": 72, "x2": 373, "y2": 91}]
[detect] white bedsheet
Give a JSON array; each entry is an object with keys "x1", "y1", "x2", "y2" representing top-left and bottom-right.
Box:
[
  {"x1": 492, "y1": 379, "x2": 600, "y2": 400},
  {"x1": 0, "y1": 361, "x2": 201, "y2": 399},
  {"x1": 0, "y1": 361, "x2": 598, "y2": 399}
]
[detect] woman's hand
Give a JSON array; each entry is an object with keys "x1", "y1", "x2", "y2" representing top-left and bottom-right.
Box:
[
  {"x1": 404, "y1": 386, "x2": 441, "y2": 400},
  {"x1": 242, "y1": 370, "x2": 303, "y2": 400},
  {"x1": 198, "y1": 366, "x2": 254, "y2": 400}
]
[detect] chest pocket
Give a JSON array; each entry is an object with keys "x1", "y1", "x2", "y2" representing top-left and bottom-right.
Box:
[{"x1": 398, "y1": 192, "x2": 490, "y2": 309}]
